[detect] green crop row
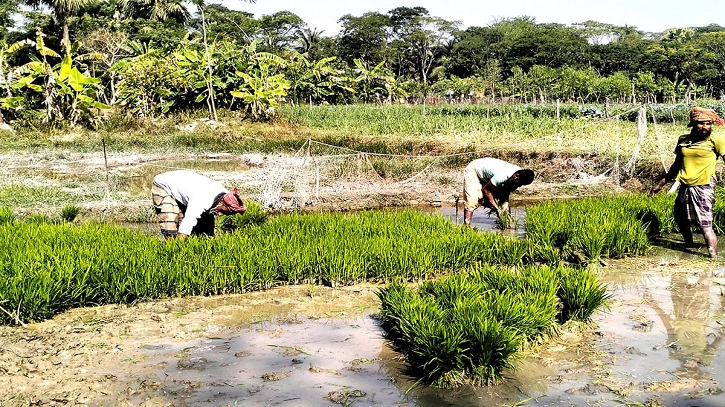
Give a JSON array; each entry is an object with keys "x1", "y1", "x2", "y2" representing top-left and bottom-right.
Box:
[
  {"x1": 0, "y1": 209, "x2": 528, "y2": 325},
  {"x1": 525, "y1": 193, "x2": 676, "y2": 264}
]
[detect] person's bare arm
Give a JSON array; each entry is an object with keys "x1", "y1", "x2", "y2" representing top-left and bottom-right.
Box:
[
  {"x1": 650, "y1": 155, "x2": 682, "y2": 196},
  {"x1": 481, "y1": 181, "x2": 501, "y2": 213}
]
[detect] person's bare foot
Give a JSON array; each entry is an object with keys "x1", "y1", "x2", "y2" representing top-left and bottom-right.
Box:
[{"x1": 707, "y1": 246, "x2": 718, "y2": 260}]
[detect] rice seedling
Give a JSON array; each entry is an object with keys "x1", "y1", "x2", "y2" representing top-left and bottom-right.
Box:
[
  {"x1": 525, "y1": 195, "x2": 659, "y2": 263},
  {"x1": 556, "y1": 268, "x2": 613, "y2": 324},
  {"x1": 494, "y1": 210, "x2": 517, "y2": 230},
  {"x1": 0, "y1": 207, "x2": 14, "y2": 225},
  {"x1": 377, "y1": 264, "x2": 603, "y2": 387},
  {"x1": 60, "y1": 204, "x2": 81, "y2": 222},
  {"x1": 0, "y1": 209, "x2": 534, "y2": 325},
  {"x1": 216, "y1": 200, "x2": 269, "y2": 232},
  {"x1": 24, "y1": 213, "x2": 56, "y2": 224}
]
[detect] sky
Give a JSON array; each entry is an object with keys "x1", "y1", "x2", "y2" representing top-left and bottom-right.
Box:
[{"x1": 220, "y1": 0, "x2": 724, "y2": 35}]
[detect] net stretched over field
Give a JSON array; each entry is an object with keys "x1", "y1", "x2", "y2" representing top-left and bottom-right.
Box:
[
  {"x1": 258, "y1": 106, "x2": 660, "y2": 210},
  {"x1": 257, "y1": 139, "x2": 454, "y2": 210}
]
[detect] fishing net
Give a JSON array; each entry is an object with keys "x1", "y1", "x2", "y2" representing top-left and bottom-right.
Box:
[{"x1": 256, "y1": 140, "x2": 456, "y2": 210}]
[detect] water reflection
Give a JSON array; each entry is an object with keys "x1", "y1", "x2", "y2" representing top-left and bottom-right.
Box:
[
  {"x1": 648, "y1": 272, "x2": 725, "y2": 377},
  {"x1": 419, "y1": 204, "x2": 527, "y2": 238}
]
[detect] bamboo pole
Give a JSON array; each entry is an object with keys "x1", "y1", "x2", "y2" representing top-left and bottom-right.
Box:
[{"x1": 102, "y1": 138, "x2": 110, "y2": 210}]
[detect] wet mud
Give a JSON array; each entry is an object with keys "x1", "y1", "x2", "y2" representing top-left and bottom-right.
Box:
[
  {"x1": 2, "y1": 151, "x2": 724, "y2": 406},
  {"x1": 2, "y1": 244, "x2": 725, "y2": 406}
]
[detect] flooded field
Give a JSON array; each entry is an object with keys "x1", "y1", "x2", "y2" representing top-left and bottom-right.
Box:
[
  {"x1": 2, "y1": 151, "x2": 724, "y2": 406},
  {"x1": 111, "y1": 258, "x2": 724, "y2": 407},
  {"x1": 3, "y1": 244, "x2": 723, "y2": 406}
]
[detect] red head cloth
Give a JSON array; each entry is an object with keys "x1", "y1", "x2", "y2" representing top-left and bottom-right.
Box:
[
  {"x1": 689, "y1": 107, "x2": 724, "y2": 126},
  {"x1": 222, "y1": 188, "x2": 246, "y2": 214}
]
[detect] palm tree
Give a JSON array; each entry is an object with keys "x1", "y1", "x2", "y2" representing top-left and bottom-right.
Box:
[
  {"x1": 24, "y1": 0, "x2": 93, "y2": 54},
  {"x1": 296, "y1": 27, "x2": 324, "y2": 54},
  {"x1": 118, "y1": 0, "x2": 191, "y2": 23}
]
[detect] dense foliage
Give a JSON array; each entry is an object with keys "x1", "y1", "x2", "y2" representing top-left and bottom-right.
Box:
[{"x1": 0, "y1": 3, "x2": 723, "y2": 126}]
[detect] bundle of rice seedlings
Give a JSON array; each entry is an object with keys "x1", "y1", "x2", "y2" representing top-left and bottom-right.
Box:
[
  {"x1": 60, "y1": 204, "x2": 81, "y2": 222},
  {"x1": 377, "y1": 265, "x2": 585, "y2": 388},
  {"x1": 0, "y1": 207, "x2": 14, "y2": 225},
  {"x1": 556, "y1": 268, "x2": 612, "y2": 324}
]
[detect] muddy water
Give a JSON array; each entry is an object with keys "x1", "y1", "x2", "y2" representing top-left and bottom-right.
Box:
[
  {"x1": 122, "y1": 316, "x2": 556, "y2": 406},
  {"x1": 108, "y1": 210, "x2": 725, "y2": 406},
  {"x1": 422, "y1": 204, "x2": 527, "y2": 238},
  {"x1": 114, "y1": 251, "x2": 725, "y2": 406}
]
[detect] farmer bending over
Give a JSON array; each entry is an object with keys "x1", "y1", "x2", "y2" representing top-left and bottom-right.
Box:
[
  {"x1": 650, "y1": 107, "x2": 725, "y2": 259},
  {"x1": 152, "y1": 170, "x2": 246, "y2": 239},
  {"x1": 462, "y1": 157, "x2": 534, "y2": 226}
]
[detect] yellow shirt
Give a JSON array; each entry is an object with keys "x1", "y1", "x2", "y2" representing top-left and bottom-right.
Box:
[{"x1": 675, "y1": 132, "x2": 725, "y2": 186}]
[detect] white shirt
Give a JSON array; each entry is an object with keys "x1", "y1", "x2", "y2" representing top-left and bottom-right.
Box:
[
  {"x1": 470, "y1": 158, "x2": 520, "y2": 186},
  {"x1": 153, "y1": 170, "x2": 228, "y2": 235}
]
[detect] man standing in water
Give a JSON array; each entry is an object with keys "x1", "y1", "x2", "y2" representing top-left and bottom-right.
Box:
[
  {"x1": 650, "y1": 107, "x2": 725, "y2": 259},
  {"x1": 152, "y1": 170, "x2": 247, "y2": 239},
  {"x1": 462, "y1": 157, "x2": 534, "y2": 226}
]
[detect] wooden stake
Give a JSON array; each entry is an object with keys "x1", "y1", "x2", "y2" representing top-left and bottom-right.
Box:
[{"x1": 102, "y1": 138, "x2": 110, "y2": 210}]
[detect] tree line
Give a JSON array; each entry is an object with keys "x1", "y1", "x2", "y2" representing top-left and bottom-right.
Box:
[{"x1": 0, "y1": 0, "x2": 723, "y2": 126}]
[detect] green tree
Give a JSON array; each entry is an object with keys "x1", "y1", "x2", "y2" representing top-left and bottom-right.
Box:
[
  {"x1": 285, "y1": 52, "x2": 352, "y2": 105},
  {"x1": 596, "y1": 71, "x2": 631, "y2": 102},
  {"x1": 391, "y1": 11, "x2": 459, "y2": 83},
  {"x1": 449, "y1": 26, "x2": 500, "y2": 78},
  {"x1": 694, "y1": 32, "x2": 725, "y2": 97},
  {"x1": 113, "y1": 48, "x2": 190, "y2": 116},
  {"x1": 230, "y1": 39, "x2": 290, "y2": 121},
  {"x1": 338, "y1": 12, "x2": 390, "y2": 66},
  {"x1": 15, "y1": 29, "x2": 109, "y2": 125},
  {"x1": 527, "y1": 64, "x2": 558, "y2": 103},
  {"x1": 0, "y1": 0, "x2": 20, "y2": 44},
  {"x1": 556, "y1": 66, "x2": 598, "y2": 102},
  {"x1": 191, "y1": 3, "x2": 256, "y2": 45},
  {"x1": 118, "y1": 0, "x2": 191, "y2": 23},
  {"x1": 352, "y1": 58, "x2": 406, "y2": 103},
  {"x1": 256, "y1": 11, "x2": 305, "y2": 53},
  {"x1": 632, "y1": 71, "x2": 659, "y2": 103},
  {"x1": 24, "y1": 0, "x2": 93, "y2": 53}
]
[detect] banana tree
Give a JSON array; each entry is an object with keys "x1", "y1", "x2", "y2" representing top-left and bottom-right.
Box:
[
  {"x1": 231, "y1": 66, "x2": 290, "y2": 121},
  {"x1": 14, "y1": 30, "x2": 109, "y2": 126},
  {"x1": 173, "y1": 41, "x2": 247, "y2": 116},
  {"x1": 285, "y1": 52, "x2": 354, "y2": 105},
  {"x1": 231, "y1": 40, "x2": 290, "y2": 121},
  {"x1": 353, "y1": 58, "x2": 407, "y2": 103},
  {"x1": 0, "y1": 38, "x2": 36, "y2": 122}
]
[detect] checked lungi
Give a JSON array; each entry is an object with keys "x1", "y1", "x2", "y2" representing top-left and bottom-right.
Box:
[
  {"x1": 674, "y1": 178, "x2": 716, "y2": 229},
  {"x1": 152, "y1": 183, "x2": 215, "y2": 237}
]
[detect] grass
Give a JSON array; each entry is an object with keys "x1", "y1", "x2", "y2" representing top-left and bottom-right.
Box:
[
  {"x1": 0, "y1": 104, "x2": 695, "y2": 164},
  {"x1": 0, "y1": 184, "x2": 105, "y2": 208}
]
